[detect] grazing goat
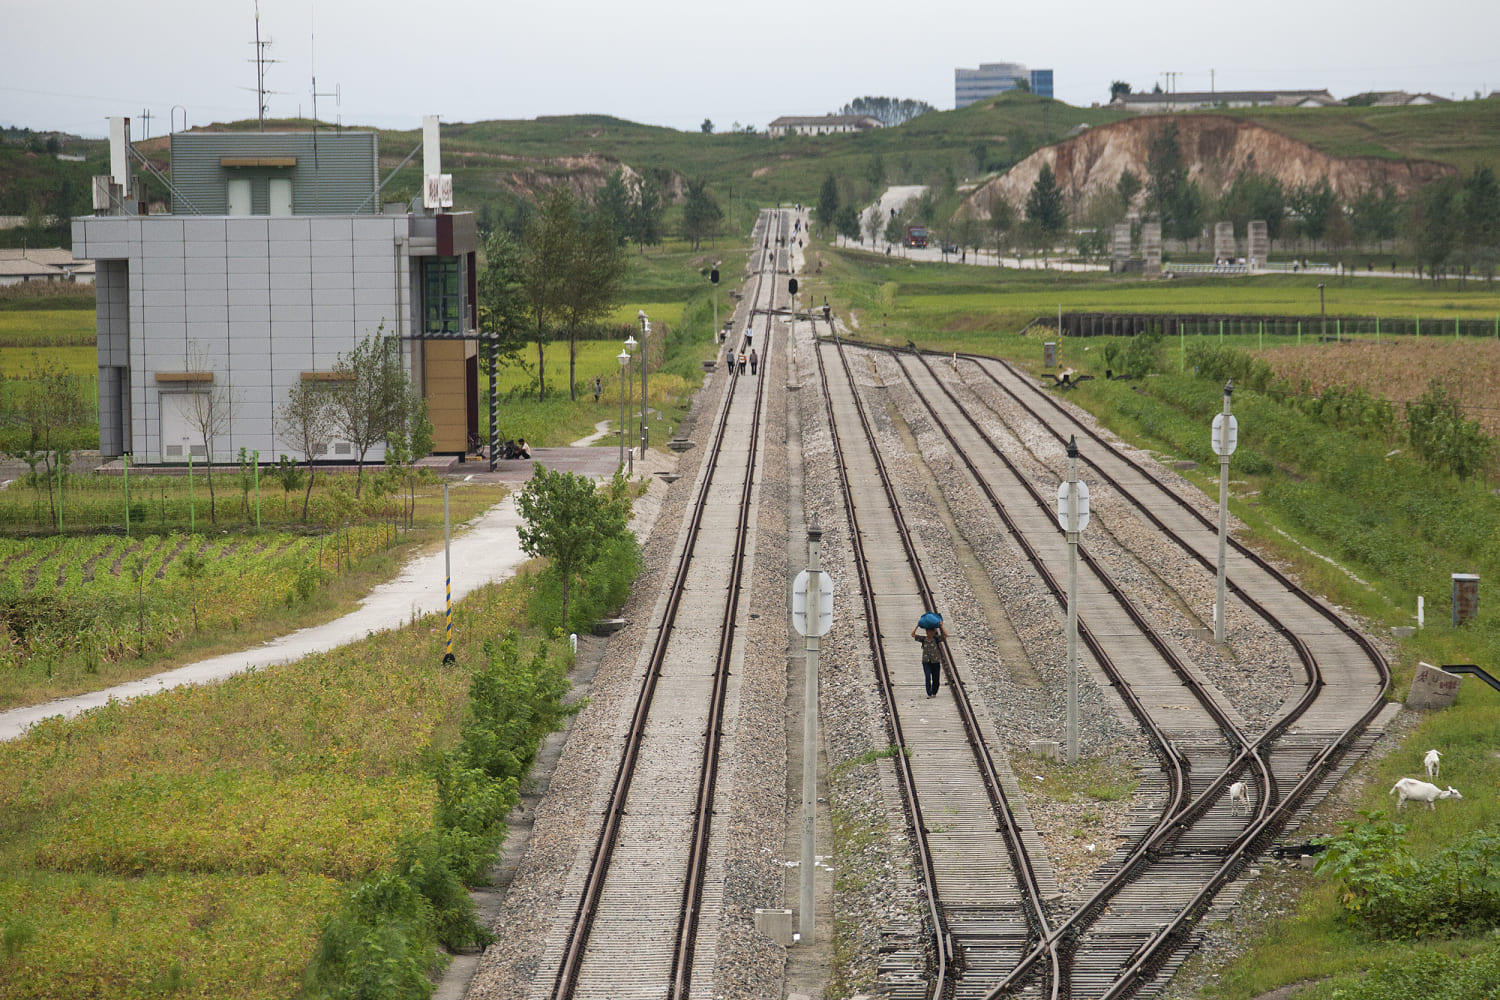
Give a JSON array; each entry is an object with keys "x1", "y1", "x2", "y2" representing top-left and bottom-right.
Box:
[
  {"x1": 1390, "y1": 777, "x2": 1463, "y2": 811},
  {"x1": 1424, "y1": 748, "x2": 1442, "y2": 779},
  {"x1": 1227, "y1": 780, "x2": 1250, "y2": 816}
]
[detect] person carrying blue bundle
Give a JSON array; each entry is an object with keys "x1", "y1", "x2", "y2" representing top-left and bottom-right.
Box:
[{"x1": 911, "y1": 612, "x2": 947, "y2": 697}]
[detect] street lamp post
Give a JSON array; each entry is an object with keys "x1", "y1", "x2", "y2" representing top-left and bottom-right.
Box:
[
  {"x1": 637, "y1": 311, "x2": 650, "y2": 453},
  {"x1": 623, "y1": 334, "x2": 637, "y2": 475},
  {"x1": 617, "y1": 349, "x2": 630, "y2": 470}
]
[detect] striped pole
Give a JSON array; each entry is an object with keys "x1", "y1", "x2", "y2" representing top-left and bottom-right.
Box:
[
  {"x1": 253, "y1": 450, "x2": 261, "y2": 529},
  {"x1": 123, "y1": 453, "x2": 130, "y2": 537},
  {"x1": 442, "y1": 482, "x2": 455, "y2": 665}
]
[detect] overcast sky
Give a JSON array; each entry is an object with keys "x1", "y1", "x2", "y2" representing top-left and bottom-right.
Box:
[{"x1": 4, "y1": 0, "x2": 1497, "y2": 140}]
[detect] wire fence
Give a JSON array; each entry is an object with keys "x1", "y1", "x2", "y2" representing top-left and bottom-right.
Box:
[{"x1": 1054, "y1": 312, "x2": 1500, "y2": 342}]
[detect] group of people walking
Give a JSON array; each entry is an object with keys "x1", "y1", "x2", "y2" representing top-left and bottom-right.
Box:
[{"x1": 725, "y1": 335, "x2": 759, "y2": 376}]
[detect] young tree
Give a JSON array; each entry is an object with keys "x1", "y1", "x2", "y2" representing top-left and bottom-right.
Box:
[
  {"x1": 700, "y1": 118, "x2": 714, "y2": 134},
  {"x1": 988, "y1": 195, "x2": 1016, "y2": 264},
  {"x1": 1025, "y1": 163, "x2": 1068, "y2": 251},
  {"x1": 884, "y1": 212, "x2": 906, "y2": 246},
  {"x1": 1115, "y1": 169, "x2": 1142, "y2": 214},
  {"x1": 1290, "y1": 178, "x2": 1339, "y2": 244},
  {"x1": 521, "y1": 188, "x2": 577, "y2": 402},
  {"x1": 594, "y1": 169, "x2": 633, "y2": 247},
  {"x1": 1460, "y1": 165, "x2": 1500, "y2": 282},
  {"x1": 180, "y1": 344, "x2": 235, "y2": 524},
  {"x1": 516, "y1": 465, "x2": 632, "y2": 628},
  {"x1": 631, "y1": 172, "x2": 665, "y2": 250},
  {"x1": 1350, "y1": 184, "x2": 1401, "y2": 246},
  {"x1": 866, "y1": 152, "x2": 886, "y2": 192},
  {"x1": 327, "y1": 329, "x2": 416, "y2": 498},
  {"x1": 477, "y1": 230, "x2": 531, "y2": 366},
  {"x1": 681, "y1": 178, "x2": 724, "y2": 251},
  {"x1": 815, "y1": 173, "x2": 840, "y2": 235},
  {"x1": 1146, "y1": 120, "x2": 1202, "y2": 240},
  {"x1": 834, "y1": 205, "x2": 861, "y2": 245},
  {"x1": 560, "y1": 215, "x2": 626, "y2": 401},
  {"x1": 1410, "y1": 176, "x2": 1460, "y2": 283},
  {"x1": 863, "y1": 205, "x2": 885, "y2": 248},
  {"x1": 277, "y1": 377, "x2": 335, "y2": 519}
]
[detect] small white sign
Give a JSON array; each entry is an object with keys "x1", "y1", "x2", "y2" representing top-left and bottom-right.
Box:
[
  {"x1": 1211, "y1": 413, "x2": 1239, "y2": 456},
  {"x1": 791, "y1": 570, "x2": 833, "y2": 637},
  {"x1": 1056, "y1": 480, "x2": 1090, "y2": 532}
]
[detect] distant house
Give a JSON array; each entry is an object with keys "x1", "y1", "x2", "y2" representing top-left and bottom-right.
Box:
[
  {"x1": 1111, "y1": 90, "x2": 1341, "y2": 113},
  {"x1": 1369, "y1": 91, "x2": 1452, "y2": 106},
  {"x1": 0, "y1": 253, "x2": 63, "y2": 286},
  {"x1": 73, "y1": 117, "x2": 480, "y2": 465},
  {"x1": 767, "y1": 115, "x2": 882, "y2": 137}
]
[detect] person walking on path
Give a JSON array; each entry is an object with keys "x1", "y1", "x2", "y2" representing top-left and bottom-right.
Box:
[
  {"x1": 911, "y1": 617, "x2": 947, "y2": 696},
  {"x1": 592, "y1": 377, "x2": 601, "y2": 403},
  {"x1": 738, "y1": 352, "x2": 747, "y2": 375},
  {"x1": 749, "y1": 348, "x2": 758, "y2": 375}
]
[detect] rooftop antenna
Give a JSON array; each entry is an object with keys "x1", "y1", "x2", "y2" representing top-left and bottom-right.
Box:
[
  {"x1": 246, "y1": 0, "x2": 281, "y2": 131},
  {"x1": 310, "y1": 6, "x2": 341, "y2": 164}
]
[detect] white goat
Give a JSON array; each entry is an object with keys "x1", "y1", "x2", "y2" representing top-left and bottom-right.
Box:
[
  {"x1": 1390, "y1": 777, "x2": 1463, "y2": 811},
  {"x1": 1227, "y1": 780, "x2": 1250, "y2": 816},
  {"x1": 1424, "y1": 748, "x2": 1442, "y2": 779}
]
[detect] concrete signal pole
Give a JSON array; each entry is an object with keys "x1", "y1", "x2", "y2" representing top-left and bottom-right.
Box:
[
  {"x1": 791, "y1": 513, "x2": 832, "y2": 940},
  {"x1": 1214, "y1": 380, "x2": 1235, "y2": 643},
  {"x1": 1065, "y1": 437, "x2": 1081, "y2": 764}
]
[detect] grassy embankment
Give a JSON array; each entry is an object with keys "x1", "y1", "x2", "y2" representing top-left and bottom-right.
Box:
[{"x1": 817, "y1": 245, "x2": 1500, "y2": 999}]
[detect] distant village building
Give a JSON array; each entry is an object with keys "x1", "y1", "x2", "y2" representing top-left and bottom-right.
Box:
[
  {"x1": 955, "y1": 63, "x2": 1054, "y2": 108},
  {"x1": 1368, "y1": 91, "x2": 1452, "y2": 106},
  {"x1": 72, "y1": 117, "x2": 479, "y2": 465},
  {"x1": 0, "y1": 248, "x2": 93, "y2": 286},
  {"x1": 766, "y1": 115, "x2": 883, "y2": 137},
  {"x1": 1111, "y1": 89, "x2": 1341, "y2": 113}
]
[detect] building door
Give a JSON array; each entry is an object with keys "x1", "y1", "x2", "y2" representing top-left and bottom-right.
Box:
[
  {"x1": 227, "y1": 178, "x2": 252, "y2": 216},
  {"x1": 160, "y1": 393, "x2": 208, "y2": 462},
  {"x1": 269, "y1": 178, "x2": 293, "y2": 216}
]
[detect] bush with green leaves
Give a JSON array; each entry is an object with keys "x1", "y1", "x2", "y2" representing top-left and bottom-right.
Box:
[
  {"x1": 1405, "y1": 378, "x2": 1496, "y2": 480},
  {"x1": 1315, "y1": 814, "x2": 1500, "y2": 939},
  {"x1": 1297, "y1": 945, "x2": 1500, "y2": 1000},
  {"x1": 301, "y1": 629, "x2": 574, "y2": 996}
]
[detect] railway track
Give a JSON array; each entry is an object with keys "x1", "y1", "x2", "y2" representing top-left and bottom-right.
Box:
[
  {"x1": 809, "y1": 335, "x2": 1391, "y2": 998},
  {"x1": 533, "y1": 210, "x2": 790, "y2": 999},
  {"x1": 489, "y1": 209, "x2": 1392, "y2": 1000}
]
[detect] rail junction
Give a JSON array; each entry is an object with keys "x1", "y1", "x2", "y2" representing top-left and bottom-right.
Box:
[{"x1": 466, "y1": 210, "x2": 1395, "y2": 1000}]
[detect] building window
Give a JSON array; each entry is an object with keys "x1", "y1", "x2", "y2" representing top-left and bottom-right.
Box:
[{"x1": 423, "y1": 257, "x2": 462, "y2": 335}]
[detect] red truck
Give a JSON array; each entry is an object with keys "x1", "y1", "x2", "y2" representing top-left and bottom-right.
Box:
[{"x1": 904, "y1": 225, "x2": 928, "y2": 248}]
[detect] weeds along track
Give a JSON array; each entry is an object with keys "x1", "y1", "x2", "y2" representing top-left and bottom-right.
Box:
[
  {"x1": 539, "y1": 210, "x2": 790, "y2": 1000},
  {"x1": 813, "y1": 332, "x2": 1054, "y2": 1000},
  {"x1": 834, "y1": 340, "x2": 1390, "y2": 999}
]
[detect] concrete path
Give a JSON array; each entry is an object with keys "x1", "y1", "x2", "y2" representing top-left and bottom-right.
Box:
[{"x1": 0, "y1": 496, "x2": 532, "y2": 742}]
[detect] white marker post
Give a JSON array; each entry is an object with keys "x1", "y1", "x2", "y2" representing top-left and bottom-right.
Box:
[
  {"x1": 1057, "y1": 437, "x2": 1089, "y2": 764},
  {"x1": 791, "y1": 513, "x2": 832, "y2": 940},
  {"x1": 1211, "y1": 380, "x2": 1236, "y2": 644}
]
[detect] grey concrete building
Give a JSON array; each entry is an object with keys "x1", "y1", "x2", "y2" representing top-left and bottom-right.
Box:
[{"x1": 73, "y1": 117, "x2": 478, "y2": 465}]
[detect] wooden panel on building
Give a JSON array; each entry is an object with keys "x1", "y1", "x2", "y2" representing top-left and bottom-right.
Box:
[{"x1": 423, "y1": 339, "x2": 470, "y2": 452}]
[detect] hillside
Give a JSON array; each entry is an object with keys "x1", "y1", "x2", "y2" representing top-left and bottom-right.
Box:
[{"x1": 965, "y1": 114, "x2": 1458, "y2": 216}]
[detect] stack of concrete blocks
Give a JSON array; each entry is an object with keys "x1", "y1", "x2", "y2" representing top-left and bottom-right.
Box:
[
  {"x1": 1213, "y1": 222, "x2": 1236, "y2": 263},
  {"x1": 1142, "y1": 222, "x2": 1162, "y2": 273},
  {"x1": 1110, "y1": 223, "x2": 1131, "y2": 272},
  {"x1": 1247, "y1": 221, "x2": 1269, "y2": 269}
]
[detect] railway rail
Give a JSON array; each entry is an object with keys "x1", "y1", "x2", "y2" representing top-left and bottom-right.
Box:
[
  {"x1": 812, "y1": 336, "x2": 1391, "y2": 998},
  {"x1": 538, "y1": 210, "x2": 790, "y2": 999}
]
